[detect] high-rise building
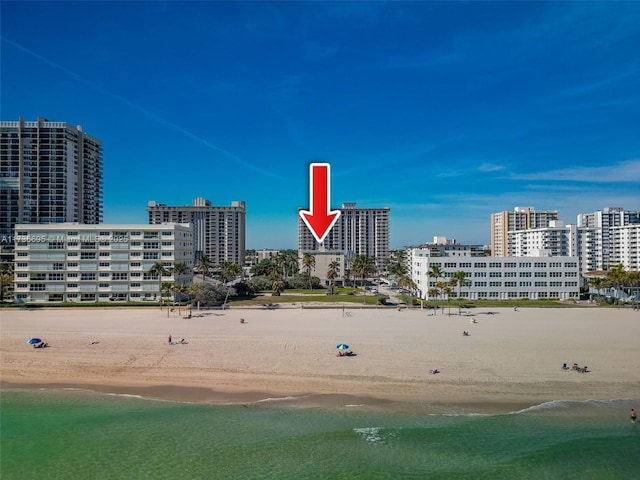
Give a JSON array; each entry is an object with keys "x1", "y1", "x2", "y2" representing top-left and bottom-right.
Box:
[
  {"x1": 298, "y1": 202, "x2": 390, "y2": 267},
  {"x1": 577, "y1": 207, "x2": 640, "y2": 269},
  {"x1": 491, "y1": 207, "x2": 559, "y2": 257},
  {"x1": 1, "y1": 117, "x2": 103, "y2": 262},
  {"x1": 147, "y1": 197, "x2": 246, "y2": 266}
]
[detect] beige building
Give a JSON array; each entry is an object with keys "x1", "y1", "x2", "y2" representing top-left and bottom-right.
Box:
[
  {"x1": 148, "y1": 197, "x2": 245, "y2": 266},
  {"x1": 491, "y1": 207, "x2": 559, "y2": 257},
  {"x1": 298, "y1": 202, "x2": 390, "y2": 269}
]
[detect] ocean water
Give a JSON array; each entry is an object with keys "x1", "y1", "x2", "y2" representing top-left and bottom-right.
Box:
[{"x1": 1, "y1": 390, "x2": 639, "y2": 479}]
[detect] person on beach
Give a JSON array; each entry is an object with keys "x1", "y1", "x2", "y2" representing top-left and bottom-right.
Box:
[
  {"x1": 168, "y1": 334, "x2": 172, "y2": 344},
  {"x1": 631, "y1": 409, "x2": 637, "y2": 423}
]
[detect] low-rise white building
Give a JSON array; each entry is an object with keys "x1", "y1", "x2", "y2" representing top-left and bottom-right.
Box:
[
  {"x1": 13, "y1": 223, "x2": 194, "y2": 303},
  {"x1": 411, "y1": 246, "x2": 580, "y2": 301}
]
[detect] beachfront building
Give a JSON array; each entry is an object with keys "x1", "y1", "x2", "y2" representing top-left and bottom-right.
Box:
[
  {"x1": 506, "y1": 221, "x2": 599, "y2": 274},
  {"x1": 13, "y1": 223, "x2": 193, "y2": 303},
  {"x1": 0, "y1": 117, "x2": 103, "y2": 263},
  {"x1": 491, "y1": 207, "x2": 559, "y2": 257},
  {"x1": 410, "y1": 244, "x2": 580, "y2": 301},
  {"x1": 610, "y1": 224, "x2": 640, "y2": 271},
  {"x1": 147, "y1": 197, "x2": 245, "y2": 266},
  {"x1": 299, "y1": 249, "x2": 348, "y2": 289},
  {"x1": 577, "y1": 207, "x2": 640, "y2": 270},
  {"x1": 298, "y1": 202, "x2": 390, "y2": 270}
]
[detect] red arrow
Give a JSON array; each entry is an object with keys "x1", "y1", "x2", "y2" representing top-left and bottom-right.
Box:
[{"x1": 299, "y1": 163, "x2": 341, "y2": 243}]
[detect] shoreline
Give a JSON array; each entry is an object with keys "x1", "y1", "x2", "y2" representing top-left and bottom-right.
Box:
[{"x1": 2, "y1": 306, "x2": 639, "y2": 414}]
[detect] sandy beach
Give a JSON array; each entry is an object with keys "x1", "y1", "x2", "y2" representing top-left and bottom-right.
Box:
[{"x1": 1, "y1": 305, "x2": 639, "y2": 412}]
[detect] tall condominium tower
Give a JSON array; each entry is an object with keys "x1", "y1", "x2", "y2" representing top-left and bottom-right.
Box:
[
  {"x1": 298, "y1": 202, "x2": 390, "y2": 265},
  {"x1": 490, "y1": 207, "x2": 559, "y2": 257},
  {"x1": 147, "y1": 197, "x2": 246, "y2": 266},
  {"x1": 577, "y1": 207, "x2": 640, "y2": 269},
  {"x1": 1, "y1": 117, "x2": 103, "y2": 261}
]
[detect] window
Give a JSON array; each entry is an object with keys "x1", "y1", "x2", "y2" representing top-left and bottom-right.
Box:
[
  {"x1": 505, "y1": 281, "x2": 517, "y2": 287},
  {"x1": 519, "y1": 272, "x2": 532, "y2": 277},
  {"x1": 534, "y1": 281, "x2": 547, "y2": 287},
  {"x1": 505, "y1": 272, "x2": 517, "y2": 277},
  {"x1": 30, "y1": 283, "x2": 46, "y2": 291},
  {"x1": 17, "y1": 252, "x2": 28, "y2": 257},
  {"x1": 519, "y1": 262, "x2": 531, "y2": 268},
  {"x1": 80, "y1": 273, "x2": 96, "y2": 281},
  {"x1": 112, "y1": 273, "x2": 128, "y2": 280},
  {"x1": 489, "y1": 272, "x2": 502, "y2": 277},
  {"x1": 489, "y1": 281, "x2": 502, "y2": 287},
  {"x1": 81, "y1": 252, "x2": 96, "y2": 259},
  {"x1": 131, "y1": 283, "x2": 141, "y2": 288},
  {"x1": 474, "y1": 262, "x2": 486, "y2": 268},
  {"x1": 474, "y1": 272, "x2": 486, "y2": 277},
  {"x1": 99, "y1": 283, "x2": 109, "y2": 288},
  {"x1": 519, "y1": 281, "x2": 531, "y2": 287},
  {"x1": 534, "y1": 262, "x2": 546, "y2": 268},
  {"x1": 534, "y1": 272, "x2": 547, "y2": 277},
  {"x1": 68, "y1": 252, "x2": 78, "y2": 257},
  {"x1": 48, "y1": 273, "x2": 64, "y2": 280},
  {"x1": 67, "y1": 283, "x2": 78, "y2": 288},
  {"x1": 474, "y1": 281, "x2": 487, "y2": 287},
  {"x1": 144, "y1": 242, "x2": 159, "y2": 249}
]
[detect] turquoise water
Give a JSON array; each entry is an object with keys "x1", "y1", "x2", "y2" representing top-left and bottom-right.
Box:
[{"x1": 1, "y1": 390, "x2": 639, "y2": 479}]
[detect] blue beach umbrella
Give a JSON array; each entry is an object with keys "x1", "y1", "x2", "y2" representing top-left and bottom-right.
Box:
[
  {"x1": 27, "y1": 338, "x2": 42, "y2": 345},
  {"x1": 336, "y1": 344, "x2": 349, "y2": 350}
]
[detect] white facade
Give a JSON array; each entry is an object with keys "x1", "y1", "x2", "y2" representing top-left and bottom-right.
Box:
[
  {"x1": 13, "y1": 223, "x2": 194, "y2": 303},
  {"x1": 610, "y1": 224, "x2": 640, "y2": 271},
  {"x1": 577, "y1": 207, "x2": 640, "y2": 270},
  {"x1": 506, "y1": 222, "x2": 599, "y2": 273},
  {"x1": 411, "y1": 247, "x2": 580, "y2": 301},
  {"x1": 147, "y1": 197, "x2": 245, "y2": 266}
]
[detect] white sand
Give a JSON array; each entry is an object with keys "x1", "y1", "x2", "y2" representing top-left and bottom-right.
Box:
[{"x1": 1, "y1": 305, "x2": 639, "y2": 409}]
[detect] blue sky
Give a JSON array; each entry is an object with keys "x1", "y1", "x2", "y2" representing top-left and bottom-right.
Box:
[{"x1": 2, "y1": 1, "x2": 638, "y2": 250}]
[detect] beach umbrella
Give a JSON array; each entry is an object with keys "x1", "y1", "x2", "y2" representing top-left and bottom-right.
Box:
[
  {"x1": 336, "y1": 344, "x2": 349, "y2": 350},
  {"x1": 27, "y1": 338, "x2": 42, "y2": 345}
]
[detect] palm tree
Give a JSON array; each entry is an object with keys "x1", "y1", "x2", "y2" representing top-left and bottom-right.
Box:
[
  {"x1": 172, "y1": 283, "x2": 187, "y2": 314},
  {"x1": 172, "y1": 261, "x2": 189, "y2": 282},
  {"x1": 148, "y1": 261, "x2": 169, "y2": 310},
  {"x1": 428, "y1": 287, "x2": 440, "y2": 314},
  {"x1": 219, "y1": 261, "x2": 241, "y2": 285},
  {"x1": 427, "y1": 264, "x2": 443, "y2": 310},
  {"x1": 196, "y1": 254, "x2": 212, "y2": 282},
  {"x1": 606, "y1": 264, "x2": 627, "y2": 307},
  {"x1": 282, "y1": 251, "x2": 300, "y2": 279},
  {"x1": 302, "y1": 253, "x2": 316, "y2": 291},
  {"x1": 587, "y1": 276, "x2": 606, "y2": 304},
  {"x1": 442, "y1": 284, "x2": 454, "y2": 316},
  {"x1": 450, "y1": 270, "x2": 469, "y2": 315},
  {"x1": 398, "y1": 275, "x2": 418, "y2": 308},
  {"x1": 327, "y1": 260, "x2": 340, "y2": 295},
  {"x1": 351, "y1": 255, "x2": 377, "y2": 304},
  {"x1": 161, "y1": 281, "x2": 173, "y2": 317}
]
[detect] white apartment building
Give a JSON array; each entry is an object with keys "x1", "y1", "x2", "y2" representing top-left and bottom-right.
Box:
[
  {"x1": 507, "y1": 221, "x2": 599, "y2": 273},
  {"x1": 147, "y1": 197, "x2": 245, "y2": 266},
  {"x1": 577, "y1": 207, "x2": 640, "y2": 270},
  {"x1": 298, "y1": 202, "x2": 390, "y2": 268},
  {"x1": 491, "y1": 207, "x2": 559, "y2": 257},
  {"x1": 410, "y1": 246, "x2": 580, "y2": 301},
  {"x1": 13, "y1": 223, "x2": 193, "y2": 303},
  {"x1": 1, "y1": 117, "x2": 103, "y2": 263},
  {"x1": 610, "y1": 224, "x2": 640, "y2": 271}
]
